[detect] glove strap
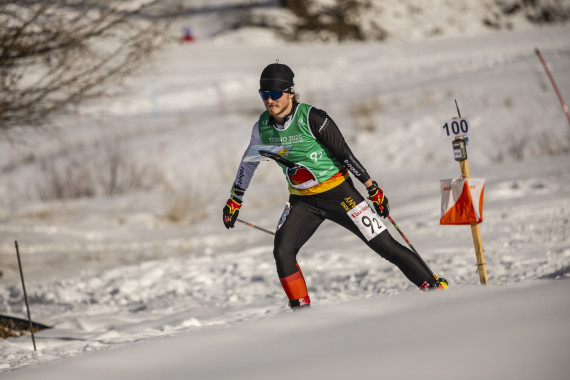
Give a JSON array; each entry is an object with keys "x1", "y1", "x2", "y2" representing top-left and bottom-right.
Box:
[
  {"x1": 226, "y1": 198, "x2": 242, "y2": 215},
  {"x1": 366, "y1": 180, "x2": 379, "y2": 193},
  {"x1": 368, "y1": 181, "x2": 383, "y2": 200}
]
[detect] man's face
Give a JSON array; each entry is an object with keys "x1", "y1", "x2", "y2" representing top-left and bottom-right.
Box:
[{"x1": 262, "y1": 91, "x2": 294, "y2": 119}]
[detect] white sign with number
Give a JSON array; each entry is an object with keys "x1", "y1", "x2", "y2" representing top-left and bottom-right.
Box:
[
  {"x1": 348, "y1": 201, "x2": 386, "y2": 241},
  {"x1": 440, "y1": 117, "x2": 470, "y2": 139}
]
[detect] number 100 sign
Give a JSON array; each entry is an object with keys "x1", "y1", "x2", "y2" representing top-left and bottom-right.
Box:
[{"x1": 440, "y1": 117, "x2": 470, "y2": 139}]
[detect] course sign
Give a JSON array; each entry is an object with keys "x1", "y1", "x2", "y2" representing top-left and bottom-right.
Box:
[{"x1": 440, "y1": 117, "x2": 470, "y2": 139}]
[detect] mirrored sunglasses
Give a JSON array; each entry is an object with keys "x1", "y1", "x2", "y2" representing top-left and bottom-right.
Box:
[{"x1": 259, "y1": 90, "x2": 284, "y2": 101}]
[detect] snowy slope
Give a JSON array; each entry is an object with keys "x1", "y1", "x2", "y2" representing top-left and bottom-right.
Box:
[
  {"x1": 4, "y1": 280, "x2": 570, "y2": 380},
  {"x1": 1, "y1": 1, "x2": 570, "y2": 376}
]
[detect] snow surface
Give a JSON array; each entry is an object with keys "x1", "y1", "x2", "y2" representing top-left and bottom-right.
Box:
[
  {"x1": 5, "y1": 280, "x2": 570, "y2": 380},
  {"x1": 1, "y1": 1, "x2": 570, "y2": 378}
]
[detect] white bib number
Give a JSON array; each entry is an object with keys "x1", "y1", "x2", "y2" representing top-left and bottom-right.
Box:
[{"x1": 348, "y1": 201, "x2": 386, "y2": 241}]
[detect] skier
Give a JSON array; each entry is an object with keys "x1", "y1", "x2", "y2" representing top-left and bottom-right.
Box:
[{"x1": 223, "y1": 62, "x2": 447, "y2": 310}]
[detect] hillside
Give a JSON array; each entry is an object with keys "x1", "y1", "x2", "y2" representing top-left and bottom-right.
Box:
[{"x1": 1, "y1": 1, "x2": 569, "y2": 376}]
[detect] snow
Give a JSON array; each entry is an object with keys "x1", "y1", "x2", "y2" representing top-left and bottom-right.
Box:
[
  {"x1": 1, "y1": 1, "x2": 570, "y2": 378},
  {"x1": 5, "y1": 280, "x2": 570, "y2": 380}
]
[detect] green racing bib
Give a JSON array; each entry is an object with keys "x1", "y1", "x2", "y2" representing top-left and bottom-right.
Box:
[{"x1": 258, "y1": 103, "x2": 344, "y2": 190}]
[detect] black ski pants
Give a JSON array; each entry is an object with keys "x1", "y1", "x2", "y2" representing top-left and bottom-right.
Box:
[{"x1": 273, "y1": 178, "x2": 435, "y2": 287}]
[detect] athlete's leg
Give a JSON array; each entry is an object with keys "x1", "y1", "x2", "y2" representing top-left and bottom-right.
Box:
[
  {"x1": 366, "y1": 231, "x2": 435, "y2": 286},
  {"x1": 318, "y1": 180, "x2": 437, "y2": 287},
  {"x1": 273, "y1": 197, "x2": 323, "y2": 307}
]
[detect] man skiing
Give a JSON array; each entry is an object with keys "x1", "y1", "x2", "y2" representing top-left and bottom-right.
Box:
[{"x1": 223, "y1": 62, "x2": 447, "y2": 310}]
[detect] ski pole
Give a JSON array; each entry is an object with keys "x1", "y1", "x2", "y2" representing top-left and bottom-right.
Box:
[
  {"x1": 15, "y1": 241, "x2": 37, "y2": 351},
  {"x1": 386, "y1": 215, "x2": 419, "y2": 254},
  {"x1": 386, "y1": 214, "x2": 437, "y2": 279},
  {"x1": 237, "y1": 218, "x2": 275, "y2": 236},
  {"x1": 535, "y1": 48, "x2": 570, "y2": 127}
]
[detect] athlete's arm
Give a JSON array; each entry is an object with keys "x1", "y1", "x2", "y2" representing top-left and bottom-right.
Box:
[
  {"x1": 231, "y1": 122, "x2": 262, "y2": 201},
  {"x1": 308, "y1": 107, "x2": 371, "y2": 184}
]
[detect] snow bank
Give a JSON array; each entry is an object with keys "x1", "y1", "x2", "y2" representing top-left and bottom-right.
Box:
[{"x1": 5, "y1": 279, "x2": 570, "y2": 380}]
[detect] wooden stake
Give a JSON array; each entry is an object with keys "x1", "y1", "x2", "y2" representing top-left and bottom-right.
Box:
[
  {"x1": 453, "y1": 100, "x2": 488, "y2": 285},
  {"x1": 456, "y1": 154, "x2": 488, "y2": 285}
]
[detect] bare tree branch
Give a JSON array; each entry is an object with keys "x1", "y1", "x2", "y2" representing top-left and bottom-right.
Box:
[{"x1": 0, "y1": 0, "x2": 173, "y2": 137}]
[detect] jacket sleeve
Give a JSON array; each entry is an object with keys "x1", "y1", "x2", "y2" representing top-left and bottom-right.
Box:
[
  {"x1": 308, "y1": 107, "x2": 371, "y2": 184},
  {"x1": 231, "y1": 122, "x2": 262, "y2": 201}
]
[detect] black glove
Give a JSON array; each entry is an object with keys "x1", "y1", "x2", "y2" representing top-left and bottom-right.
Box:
[
  {"x1": 223, "y1": 184, "x2": 245, "y2": 229},
  {"x1": 367, "y1": 180, "x2": 389, "y2": 218},
  {"x1": 223, "y1": 198, "x2": 242, "y2": 229}
]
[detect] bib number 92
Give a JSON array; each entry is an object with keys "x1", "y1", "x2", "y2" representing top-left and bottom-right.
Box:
[{"x1": 348, "y1": 201, "x2": 386, "y2": 241}]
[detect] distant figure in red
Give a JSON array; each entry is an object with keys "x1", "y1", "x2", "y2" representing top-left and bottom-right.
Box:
[{"x1": 182, "y1": 27, "x2": 195, "y2": 43}]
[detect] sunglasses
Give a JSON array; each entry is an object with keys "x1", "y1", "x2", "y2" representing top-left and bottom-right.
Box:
[{"x1": 259, "y1": 90, "x2": 285, "y2": 101}]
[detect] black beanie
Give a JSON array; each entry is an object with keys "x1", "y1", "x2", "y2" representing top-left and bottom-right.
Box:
[{"x1": 259, "y1": 62, "x2": 294, "y2": 92}]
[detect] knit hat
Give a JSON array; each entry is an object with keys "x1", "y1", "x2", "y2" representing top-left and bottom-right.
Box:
[{"x1": 259, "y1": 62, "x2": 295, "y2": 92}]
